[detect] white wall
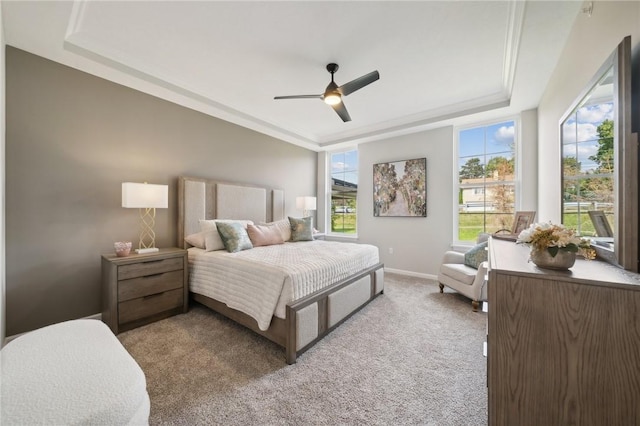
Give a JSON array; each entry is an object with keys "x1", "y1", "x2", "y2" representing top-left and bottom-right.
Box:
[
  {"x1": 1, "y1": 2, "x2": 6, "y2": 346},
  {"x1": 357, "y1": 126, "x2": 453, "y2": 278},
  {"x1": 520, "y1": 109, "x2": 538, "y2": 213},
  {"x1": 538, "y1": 1, "x2": 640, "y2": 222}
]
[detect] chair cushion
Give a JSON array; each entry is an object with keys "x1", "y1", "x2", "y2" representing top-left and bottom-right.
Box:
[
  {"x1": 464, "y1": 241, "x2": 488, "y2": 269},
  {"x1": 440, "y1": 263, "x2": 477, "y2": 285}
]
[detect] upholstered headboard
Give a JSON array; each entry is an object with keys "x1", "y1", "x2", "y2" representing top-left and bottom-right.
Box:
[{"x1": 177, "y1": 176, "x2": 285, "y2": 248}]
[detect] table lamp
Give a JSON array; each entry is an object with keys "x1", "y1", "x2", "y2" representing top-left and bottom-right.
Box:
[
  {"x1": 122, "y1": 182, "x2": 168, "y2": 254},
  {"x1": 296, "y1": 196, "x2": 317, "y2": 217}
]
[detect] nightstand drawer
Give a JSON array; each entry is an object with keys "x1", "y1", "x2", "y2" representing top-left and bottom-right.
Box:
[
  {"x1": 118, "y1": 257, "x2": 183, "y2": 280},
  {"x1": 118, "y1": 270, "x2": 184, "y2": 301},
  {"x1": 118, "y1": 288, "x2": 183, "y2": 324}
]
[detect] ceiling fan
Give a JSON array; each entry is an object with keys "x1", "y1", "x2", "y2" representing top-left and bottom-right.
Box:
[{"x1": 274, "y1": 63, "x2": 380, "y2": 122}]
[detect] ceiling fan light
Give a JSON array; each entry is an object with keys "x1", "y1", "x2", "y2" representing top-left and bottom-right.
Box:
[{"x1": 324, "y1": 93, "x2": 341, "y2": 105}]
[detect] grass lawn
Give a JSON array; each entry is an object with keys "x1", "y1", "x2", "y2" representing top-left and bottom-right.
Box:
[
  {"x1": 329, "y1": 211, "x2": 615, "y2": 239},
  {"x1": 332, "y1": 213, "x2": 356, "y2": 234},
  {"x1": 458, "y1": 213, "x2": 513, "y2": 241},
  {"x1": 458, "y1": 212, "x2": 615, "y2": 241}
]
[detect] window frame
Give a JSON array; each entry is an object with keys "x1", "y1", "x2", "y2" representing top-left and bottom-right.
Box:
[
  {"x1": 327, "y1": 147, "x2": 359, "y2": 238},
  {"x1": 453, "y1": 116, "x2": 522, "y2": 245}
]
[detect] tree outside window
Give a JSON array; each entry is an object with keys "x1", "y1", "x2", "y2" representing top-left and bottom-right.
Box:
[
  {"x1": 457, "y1": 121, "x2": 517, "y2": 241},
  {"x1": 562, "y1": 99, "x2": 614, "y2": 235}
]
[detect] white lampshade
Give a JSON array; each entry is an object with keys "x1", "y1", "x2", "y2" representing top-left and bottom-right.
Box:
[
  {"x1": 122, "y1": 182, "x2": 168, "y2": 208},
  {"x1": 296, "y1": 196, "x2": 317, "y2": 211}
]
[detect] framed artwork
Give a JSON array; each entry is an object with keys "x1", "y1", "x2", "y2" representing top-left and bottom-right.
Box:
[
  {"x1": 588, "y1": 210, "x2": 613, "y2": 237},
  {"x1": 511, "y1": 211, "x2": 536, "y2": 235},
  {"x1": 373, "y1": 158, "x2": 426, "y2": 217}
]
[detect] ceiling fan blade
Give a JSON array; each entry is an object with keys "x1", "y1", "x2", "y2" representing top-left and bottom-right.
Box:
[
  {"x1": 338, "y1": 70, "x2": 380, "y2": 96},
  {"x1": 274, "y1": 94, "x2": 322, "y2": 100},
  {"x1": 331, "y1": 101, "x2": 352, "y2": 122}
]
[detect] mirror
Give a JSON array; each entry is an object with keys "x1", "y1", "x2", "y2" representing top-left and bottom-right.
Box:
[{"x1": 561, "y1": 36, "x2": 637, "y2": 271}]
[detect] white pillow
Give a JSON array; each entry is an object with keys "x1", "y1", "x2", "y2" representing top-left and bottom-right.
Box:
[
  {"x1": 260, "y1": 219, "x2": 292, "y2": 242},
  {"x1": 199, "y1": 219, "x2": 254, "y2": 252}
]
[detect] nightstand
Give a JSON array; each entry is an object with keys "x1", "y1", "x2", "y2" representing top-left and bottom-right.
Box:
[{"x1": 101, "y1": 247, "x2": 188, "y2": 334}]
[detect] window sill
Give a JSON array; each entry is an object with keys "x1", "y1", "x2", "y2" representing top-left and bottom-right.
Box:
[{"x1": 326, "y1": 234, "x2": 359, "y2": 242}]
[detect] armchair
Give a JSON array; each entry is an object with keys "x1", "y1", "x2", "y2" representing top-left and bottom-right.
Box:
[{"x1": 438, "y1": 238, "x2": 488, "y2": 311}]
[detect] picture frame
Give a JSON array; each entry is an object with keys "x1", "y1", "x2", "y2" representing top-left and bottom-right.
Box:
[
  {"x1": 373, "y1": 158, "x2": 426, "y2": 217},
  {"x1": 588, "y1": 210, "x2": 613, "y2": 238},
  {"x1": 511, "y1": 211, "x2": 537, "y2": 235}
]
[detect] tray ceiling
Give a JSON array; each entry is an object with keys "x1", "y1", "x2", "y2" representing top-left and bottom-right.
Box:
[{"x1": 2, "y1": 1, "x2": 581, "y2": 150}]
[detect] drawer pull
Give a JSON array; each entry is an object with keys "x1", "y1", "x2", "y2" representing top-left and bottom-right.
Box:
[
  {"x1": 143, "y1": 292, "x2": 164, "y2": 300},
  {"x1": 141, "y1": 260, "x2": 163, "y2": 264}
]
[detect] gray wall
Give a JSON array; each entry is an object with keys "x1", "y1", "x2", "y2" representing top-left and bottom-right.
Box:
[
  {"x1": 5, "y1": 47, "x2": 317, "y2": 336},
  {"x1": 537, "y1": 1, "x2": 640, "y2": 222},
  {"x1": 357, "y1": 126, "x2": 454, "y2": 277}
]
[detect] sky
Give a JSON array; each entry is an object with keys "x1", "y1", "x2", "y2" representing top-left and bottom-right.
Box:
[
  {"x1": 458, "y1": 120, "x2": 515, "y2": 171},
  {"x1": 562, "y1": 102, "x2": 613, "y2": 173},
  {"x1": 331, "y1": 149, "x2": 358, "y2": 185}
]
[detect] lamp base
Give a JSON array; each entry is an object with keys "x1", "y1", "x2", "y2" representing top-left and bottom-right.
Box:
[{"x1": 135, "y1": 247, "x2": 160, "y2": 254}]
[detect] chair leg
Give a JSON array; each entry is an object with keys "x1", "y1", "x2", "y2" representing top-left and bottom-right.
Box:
[
  {"x1": 471, "y1": 300, "x2": 479, "y2": 312},
  {"x1": 439, "y1": 283, "x2": 444, "y2": 293}
]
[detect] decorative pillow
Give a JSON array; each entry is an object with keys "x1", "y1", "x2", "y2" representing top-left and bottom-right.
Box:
[
  {"x1": 199, "y1": 220, "x2": 225, "y2": 252},
  {"x1": 464, "y1": 241, "x2": 488, "y2": 269},
  {"x1": 215, "y1": 222, "x2": 253, "y2": 253},
  {"x1": 246, "y1": 223, "x2": 285, "y2": 247},
  {"x1": 260, "y1": 219, "x2": 292, "y2": 242},
  {"x1": 289, "y1": 216, "x2": 313, "y2": 242},
  {"x1": 184, "y1": 231, "x2": 206, "y2": 249},
  {"x1": 216, "y1": 219, "x2": 254, "y2": 229},
  {"x1": 199, "y1": 219, "x2": 254, "y2": 252}
]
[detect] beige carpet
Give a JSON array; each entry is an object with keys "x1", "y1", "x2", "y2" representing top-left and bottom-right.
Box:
[{"x1": 118, "y1": 273, "x2": 488, "y2": 425}]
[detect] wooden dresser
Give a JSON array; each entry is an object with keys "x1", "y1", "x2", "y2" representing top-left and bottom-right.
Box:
[
  {"x1": 487, "y1": 238, "x2": 640, "y2": 426},
  {"x1": 101, "y1": 247, "x2": 188, "y2": 334}
]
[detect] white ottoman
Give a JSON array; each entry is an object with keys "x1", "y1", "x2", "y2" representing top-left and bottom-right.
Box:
[{"x1": 1, "y1": 319, "x2": 150, "y2": 425}]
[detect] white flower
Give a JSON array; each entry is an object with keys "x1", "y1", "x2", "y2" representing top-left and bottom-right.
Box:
[{"x1": 515, "y1": 220, "x2": 596, "y2": 260}]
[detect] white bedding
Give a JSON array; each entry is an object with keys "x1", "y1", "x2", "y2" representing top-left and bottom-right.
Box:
[{"x1": 188, "y1": 240, "x2": 379, "y2": 330}]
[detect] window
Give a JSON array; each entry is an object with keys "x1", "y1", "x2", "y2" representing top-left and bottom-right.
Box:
[
  {"x1": 561, "y1": 67, "x2": 614, "y2": 237},
  {"x1": 457, "y1": 120, "x2": 517, "y2": 241},
  {"x1": 330, "y1": 149, "x2": 358, "y2": 234}
]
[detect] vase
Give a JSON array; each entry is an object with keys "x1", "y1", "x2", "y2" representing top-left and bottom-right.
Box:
[
  {"x1": 114, "y1": 241, "x2": 132, "y2": 257},
  {"x1": 530, "y1": 248, "x2": 576, "y2": 270}
]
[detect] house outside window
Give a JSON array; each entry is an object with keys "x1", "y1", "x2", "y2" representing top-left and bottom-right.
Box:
[
  {"x1": 330, "y1": 149, "x2": 358, "y2": 234},
  {"x1": 457, "y1": 120, "x2": 517, "y2": 242}
]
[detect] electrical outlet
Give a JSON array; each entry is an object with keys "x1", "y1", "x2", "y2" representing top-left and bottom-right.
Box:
[{"x1": 388, "y1": 247, "x2": 394, "y2": 254}]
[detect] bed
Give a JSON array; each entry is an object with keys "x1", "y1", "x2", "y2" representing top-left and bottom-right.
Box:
[{"x1": 178, "y1": 176, "x2": 384, "y2": 364}]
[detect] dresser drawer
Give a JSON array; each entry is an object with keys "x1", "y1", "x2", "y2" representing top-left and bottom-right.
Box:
[
  {"x1": 118, "y1": 288, "x2": 183, "y2": 324},
  {"x1": 118, "y1": 270, "x2": 183, "y2": 301},
  {"x1": 118, "y1": 257, "x2": 183, "y2": 280}
]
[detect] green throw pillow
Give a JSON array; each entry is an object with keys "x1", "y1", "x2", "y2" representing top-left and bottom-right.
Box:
[
  {"x1": 289, "y1": 216, "x2": 313, "y2": 242},
  {"x1": 464, "y1": 241, "x2": 488, "y2": 269},
  {"x1": 216, "y1": 222, "x2": 253, "y2": 253}
]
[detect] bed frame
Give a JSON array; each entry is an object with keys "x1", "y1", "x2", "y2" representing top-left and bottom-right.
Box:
[{"x1": 178, "y1": 176, "x2": 384, "y2": 364}]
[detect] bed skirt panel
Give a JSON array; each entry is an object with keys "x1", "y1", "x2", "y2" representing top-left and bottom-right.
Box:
[
  {"x1": 295, "y1": 303, "x2": 319, "y2": 351},
  {"x1": 327, "y1": 276, "x2": 371, "y2": 328},
  {"x1": 375, "y1": 268, "x2": 385, "y2": 294}
]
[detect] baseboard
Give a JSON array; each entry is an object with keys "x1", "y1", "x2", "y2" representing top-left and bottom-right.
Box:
[
  {"x1": 384, "y1": 268, "x2": 438, "y2": 281},
  {"x1": 3, "y1": 312, "x2": 103, "y2": 346}
]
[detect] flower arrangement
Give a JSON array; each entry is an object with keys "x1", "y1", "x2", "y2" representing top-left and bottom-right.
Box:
[{"x1": 517, "y1": 221, "x2": 596, "y2": 260}]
